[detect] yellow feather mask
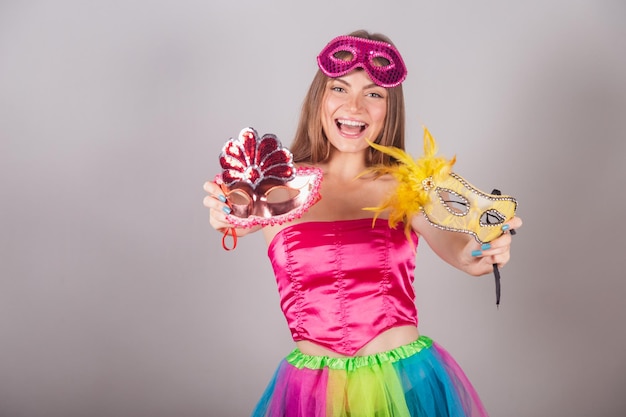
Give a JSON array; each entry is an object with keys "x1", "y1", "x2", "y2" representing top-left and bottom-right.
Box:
[{"x1": 364, "y1": 127, "x2": 517, "y2": 244}]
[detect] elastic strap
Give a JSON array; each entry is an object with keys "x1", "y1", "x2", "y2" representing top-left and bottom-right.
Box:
[
  {"x1": 221, "y1": 227, "x2": 237, "y2": 251},
  {"x1": 218, "y1": 183, "x2": 238, "y2": 251}
]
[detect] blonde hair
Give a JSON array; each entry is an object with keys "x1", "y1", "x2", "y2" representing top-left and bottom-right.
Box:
[{"x1": 290, "y1": 30, "x2": 406, "y2": 166}]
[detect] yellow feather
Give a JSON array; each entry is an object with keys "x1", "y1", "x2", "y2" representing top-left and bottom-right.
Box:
[{"x1": 363, "y1": 127, "x2": 456, "y2": 239}]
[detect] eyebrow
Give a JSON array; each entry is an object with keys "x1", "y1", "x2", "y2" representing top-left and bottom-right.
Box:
[{"x1": 334, "y1": 77, "x2": 381, "y2": 90}]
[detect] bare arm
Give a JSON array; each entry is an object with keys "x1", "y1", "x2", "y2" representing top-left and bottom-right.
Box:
[{"x1": 411, "y1": 213, "x2": 523, "y2": 276}]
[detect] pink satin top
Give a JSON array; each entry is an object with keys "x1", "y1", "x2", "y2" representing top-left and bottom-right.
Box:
[{"x1": 268, "y1": 218, "x2": 419, "y2": 356}]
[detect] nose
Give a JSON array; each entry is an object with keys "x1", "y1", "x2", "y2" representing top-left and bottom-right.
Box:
[{"x1": 346, "y1": 92, "x2": 363, "y2": 112}]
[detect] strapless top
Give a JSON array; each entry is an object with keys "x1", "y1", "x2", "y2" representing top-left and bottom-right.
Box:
[{"x1": 268, "y1": 218, "x2": 419, "y2": 356}]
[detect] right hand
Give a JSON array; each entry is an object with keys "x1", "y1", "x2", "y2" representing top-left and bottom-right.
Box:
[{"x1": 203, "y1": 181, "x2": 233, "y2": 233}]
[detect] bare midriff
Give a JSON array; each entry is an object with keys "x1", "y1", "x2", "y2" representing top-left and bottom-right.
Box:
[{"x1": 295, "y1": 325, "x2": 420, "y2": 358}]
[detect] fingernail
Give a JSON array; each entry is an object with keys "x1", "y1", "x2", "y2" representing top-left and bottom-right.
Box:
[
  {"x1": 218, "y1": 194, "x2": 227, "y2": 203},
  {"x1": 481, "y1": 243, "x2": 491, "y2": 250},
  {"x1": 502, "y1": 224, "x2": 510, "y2": 231},
  {"x1": 222, "y1": 206, "x2": 232, "y2": 214},
  {"x1": 471, "y1": 250, "x2": 482, "y2": 257}
]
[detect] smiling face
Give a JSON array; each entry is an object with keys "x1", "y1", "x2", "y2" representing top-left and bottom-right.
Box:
[{"x1": 320, "y1": 70, "x2": 388, "y2": 158}]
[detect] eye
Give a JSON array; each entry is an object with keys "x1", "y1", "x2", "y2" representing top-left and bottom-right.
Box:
[
  {"x1": 367, "y1": 91, "x2": 385, "y2": 99},
  {"x1": 437, "y1": 189, "x2": 469, "y2": 216},
  {"x1": 331, "y1": 86, "x2": 345, "y2": 93}
]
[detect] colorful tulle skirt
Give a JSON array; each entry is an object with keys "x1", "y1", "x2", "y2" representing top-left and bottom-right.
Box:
[{"x1": 251, "y1": 336, "x2": 488, "y2": 417}]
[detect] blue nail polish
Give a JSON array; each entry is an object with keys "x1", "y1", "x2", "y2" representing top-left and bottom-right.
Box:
[
  {"x1": 502, "y1": 224, "x2": 510, "y2": 231},
  {"x1": 481, "y1": 243, "x2": 491, "y2": 250},
  {"x1": 218, "y1": 194, "x2": 227, "y2": 203},
  {"x1": 222, "y1": 206, "x2": 232, "y2": 214},
  {"x1": 471, "y1": 250, "x2": 482, "y2": 257}
]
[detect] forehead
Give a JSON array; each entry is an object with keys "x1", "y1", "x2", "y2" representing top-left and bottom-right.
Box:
[{"x1": 327, "y1": 69, "x2": 382, "y2": 88}]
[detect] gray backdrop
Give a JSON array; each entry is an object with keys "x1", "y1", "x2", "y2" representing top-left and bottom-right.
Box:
[{"x1": 2, "y1": 1, "x2": 625, "y2": 416}]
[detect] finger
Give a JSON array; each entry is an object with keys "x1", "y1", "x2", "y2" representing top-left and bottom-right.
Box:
[
  {"x1": 487, "y1": 250, "x2": 511, "y2": 269},
  {"x1": 203, "y1": 195, "x2": 217, "y2": 208},
  {"x1": 208, "y1": 209, "x2": 233, "y2": 230},
  {"x1": 207, "y1": 192, "x2": 227, "y2": 203},
  {"x1": 203, "y1": 181, "x2": 222, "y2": 195},
  {"x1": 481, "y1": 248, "x2": 508, "y2": 259},
  {"x1": 203, "y1": 181, "x2": 227, "y2": 200},
  {"x1": 203, "y1": 190, "x2": 234, "y2": 233},
  {"x1": 470, "y1": 244, "x2": 513, "y2": 271},
  {"x1": 502, "y1": 216, "x2": 523, "y2": 234},
  {"x1": 203, "y1": 194, "x2": 229, "y2": 208},
  {"x1": 493, "y1": 231, "x2": 512, "y2": 246},
  {"x1": 470, "y1": 239, "x2": 508, "y2": 257},
  {"x1": 204, "y1": 198, "x2": 233, "y2": 221}
]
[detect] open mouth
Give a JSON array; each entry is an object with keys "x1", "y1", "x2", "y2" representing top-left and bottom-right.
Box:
[{"x1": 336, "y1": 119, "x2": 367, "y2": 135}]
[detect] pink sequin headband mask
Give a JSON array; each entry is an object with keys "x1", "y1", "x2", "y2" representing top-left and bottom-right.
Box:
[
  {"x1": 215, "y1": 128, "x2": 322, "y2": 249},
  {"x1": 317, "y1": 35, "x2": 407, "y2": 88}
]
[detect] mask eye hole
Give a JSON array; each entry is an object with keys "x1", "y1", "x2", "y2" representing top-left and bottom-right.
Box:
[
  {"x1": 265, "y1": 186, "x2": 300, "y2": 204},
  {"x1": 228, "y1": 189, "x2": 252, "y2": 206},
  {"x1": 480, "y1": 209, "x2": 506, "y2": 226},
  {"x1": 437, "y1": 189, "x2": 469, "y2": 216},
  {"x1": 333, "y1": 50, "x2": 354, "y2": 62},
  {"x1": 370, "y1": 56, "x2": 391, "y2": 67}
]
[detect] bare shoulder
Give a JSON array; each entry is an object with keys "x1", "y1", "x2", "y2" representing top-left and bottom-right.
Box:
[{"x1": 362, "y1": 172, "x2": 397, "y2": 197}]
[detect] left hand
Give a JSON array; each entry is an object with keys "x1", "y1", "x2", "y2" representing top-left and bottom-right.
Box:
[{"x1": 461, "y1": 216, "x2": 523, "y2": 276}]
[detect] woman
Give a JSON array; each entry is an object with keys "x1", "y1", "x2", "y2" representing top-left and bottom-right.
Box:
[{"x1": 204, "y1": 30, "x2": 522, "y2": 417}]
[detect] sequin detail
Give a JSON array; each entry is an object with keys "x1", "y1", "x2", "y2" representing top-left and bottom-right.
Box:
[{"x1": 317, "y1": 35, "x2": 407, "y2": 88}]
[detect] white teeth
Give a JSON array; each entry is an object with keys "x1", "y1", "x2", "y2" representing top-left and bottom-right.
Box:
[{"x1": 338, "y1": 119, "x2": 366, "y2": 127}]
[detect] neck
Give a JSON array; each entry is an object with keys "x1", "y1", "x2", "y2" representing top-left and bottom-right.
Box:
[{"x1": 321, "y1": 150, "x2": 368, "y2": 180}]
